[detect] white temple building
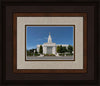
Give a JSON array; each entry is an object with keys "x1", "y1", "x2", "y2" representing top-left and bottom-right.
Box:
[{"x1": 37, "y1": 33, "x2": 68, "y2": 55}]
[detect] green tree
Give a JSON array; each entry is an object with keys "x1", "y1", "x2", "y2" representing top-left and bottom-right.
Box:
[
  {"x1": 59, "y1": 45, "x2": 63, "y2": 53},
  {"x1": 56, "y1": 46, "x2": 60, "y2": 53},
  {"x1": 29, "y1": 49, "x2": 34, "y2": 53},
  {"x1": 27, "y1": 50, "x2": 33, "y2": 56},
  {"x1": 66, "y1": 48, "x2": 68, "y2": 52},
  {"x1": 68, "y1": 45, "x2": 73, "y2": 54},
  {"x1": 62, "y1": 47, "x2": 67, "y2": 53},
  {"x1": 39, "y1": 45, "x2": 43, "y2": 54}
]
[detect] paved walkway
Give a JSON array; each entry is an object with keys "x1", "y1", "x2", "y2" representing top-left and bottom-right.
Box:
[{"x1": 26, "y1": 56, "x2": 74, "y2": 60}]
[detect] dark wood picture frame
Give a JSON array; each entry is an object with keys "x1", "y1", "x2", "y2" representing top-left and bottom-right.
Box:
[
  {"x1": 13, "y1": 13, "x2": 87, "y2": 73},
  {"x1": 1, "y1": 0, "x2": 99, "y2": 85}
]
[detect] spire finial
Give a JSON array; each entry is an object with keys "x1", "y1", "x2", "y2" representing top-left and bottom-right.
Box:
[{"x1": 48, "y1": 32, "x2": 52, "y2": 43}]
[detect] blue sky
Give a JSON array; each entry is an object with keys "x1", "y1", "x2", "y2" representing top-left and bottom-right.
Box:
[{"x1": 26, "y1": 26, "x2": 74, "y2": 50}]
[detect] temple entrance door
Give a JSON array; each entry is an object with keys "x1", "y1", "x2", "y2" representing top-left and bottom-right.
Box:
[{"x1": 47, "y1": 47, "x2": 52, "y2": 54}]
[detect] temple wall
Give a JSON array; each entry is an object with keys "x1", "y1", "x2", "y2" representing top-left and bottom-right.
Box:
[
  {"x1": 52, "y1": 46, "x2": 56, "y2": 54},
  {"x1": 43, "y1": 47, "x2": 47, "y2": 54}
]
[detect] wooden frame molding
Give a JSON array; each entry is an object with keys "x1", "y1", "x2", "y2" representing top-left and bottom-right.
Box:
[{"x1": 13, "y1": 13, "x2": 87, "y2": 73}]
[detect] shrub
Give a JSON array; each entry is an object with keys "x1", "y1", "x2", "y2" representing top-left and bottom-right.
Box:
[
  {"x1": 66, "y1": 53, "x2": 73, "y2": 56},
  {"x1": 59, "y1": 53, "x2": 65, "y2": 56},
  {"x1": 27, "y1": 53, "x2": 33, "y2": 56},
  {"x1": 44, "y1": 54, "x2": 55, "y2": 56},
  {"x1": 34, "y1": 53, "x2": 40, "y2": 56},
  {"x1": 44, "y1": 54, "x2": 49, "y2": 56},
  {"x1": 27, "y1": 50, "x2": 33, "y2": 56},
  {"x1": 50, "y1": 54, "x2": 55, "y2": 56}
]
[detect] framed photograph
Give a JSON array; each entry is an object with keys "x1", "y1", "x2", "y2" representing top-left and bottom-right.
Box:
[
  {"x1": 25, "y1": 25, "x2": 75, "y2": 61},
  {"x1": 13, "y1": 13, "x2": 87, "y2": 73},
  {"x1": 1, "y1": 0, "x2": 99, "y2": 85}
]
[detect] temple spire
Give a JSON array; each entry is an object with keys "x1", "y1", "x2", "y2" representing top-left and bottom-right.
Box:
[{"x1": 48, "y1": 32, "x2": 52, "y2": 43}]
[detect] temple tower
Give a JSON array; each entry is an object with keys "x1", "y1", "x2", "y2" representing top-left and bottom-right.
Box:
[{"x1": 48, "y1": 32, "x2": 52, "y2": 43}]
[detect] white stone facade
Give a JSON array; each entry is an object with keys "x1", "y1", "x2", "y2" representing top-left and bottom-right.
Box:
[{"x1": 37, "y1": 33, "x2": 68, "y2": 55}]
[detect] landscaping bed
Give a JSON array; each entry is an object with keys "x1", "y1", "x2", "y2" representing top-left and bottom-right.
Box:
[{"x1": 44, "y1": 54, "x2": 55, "y2": 56}]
